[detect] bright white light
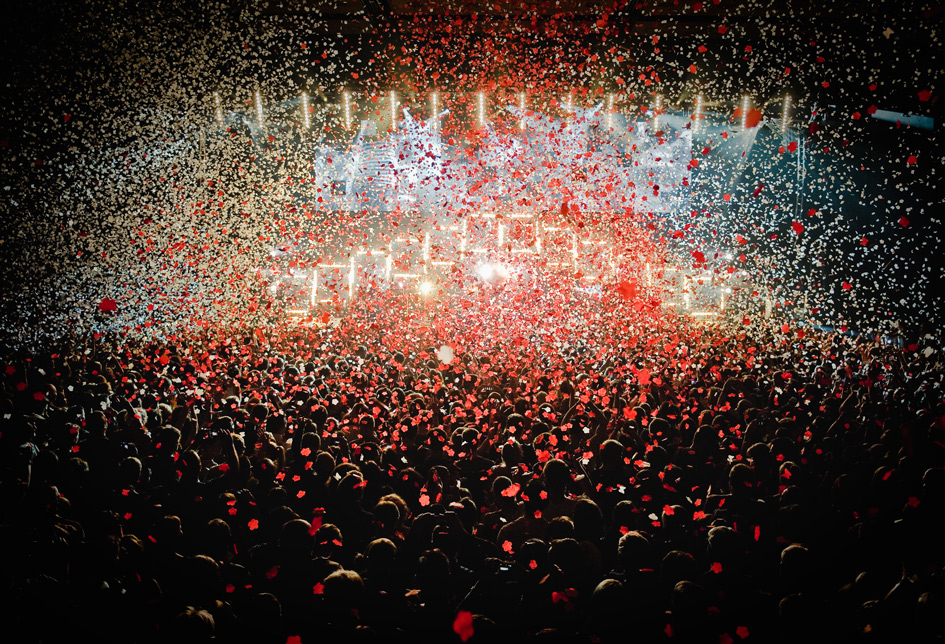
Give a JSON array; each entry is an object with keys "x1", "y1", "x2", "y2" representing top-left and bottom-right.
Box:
[
  {"x1": 302, "y1": 92, "x2": 310, "y2": 129},
  {"x1": 476, "y1": 262, "x2": 510, "y2": 281},
  {"x1": 742, "y1": 95, "x2": 750, "y2": 129},
  {"x1": 391, "y1": 90, "x2": 397, "y2": 131},
  {"x1": 418, "y1": 280, "x2": 435, "y2": 296},
  {"x1": 478, "y1": 92, "x2": 485, "y2": 125},
  {"x1": 431, "y1": 92, "x2": 438, "y2": 129},
  {"x1": 348, "y1": 257, "x2": 355, "y2": 299},
  {"x1": 255, "y1": 90, "x2": 264, "y2": 126},
  {"x1": 214, "y1": 92, "x2": 223, "y2": 125},
  {"x1": 608, "y1": 93, "x2": 613, "y2": 129},
  {"x1": 436, "y1": 345, "x2": 454, "y2": 364},
  {"x1": 781, "y1": 95, "x2": 790, "y2": 134},
  {"x1": 654, "y1": 94, "x2": 661, "y2": 131},
  {"x1": 694, "y1": 94, "x2": 702, "y2": 132},
  {"x1": 343, "y1": 89, "x2": 352, "y2": 129}
]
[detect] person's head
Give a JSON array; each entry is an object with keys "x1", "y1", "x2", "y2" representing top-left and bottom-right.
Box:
[
  {"x1": 171, "y1": 607, "x2": 215, "y2": 644},
  {"x1": 599, "y1": 440, "x2": 625, "y2": 468},
  {"x1": 541, "y1": 459, "x2": 571, "y2": 495},
  {"x1": 364, "y1": 538, "x2": 398, "y2": 578},
  {"x1": 278, "y1": 518, "x2": 313, "y2": 560},
  {"x1": 322, "y1": 569, "x2": 364, "y2": 612},
  {"x1": 617, "y1": 530, "x2": 653, "y2": 572}
]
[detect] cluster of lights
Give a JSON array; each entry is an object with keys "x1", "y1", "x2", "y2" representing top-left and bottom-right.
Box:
[{"x1": 214, "y1": 90, "x2": 791, "y2": 136}]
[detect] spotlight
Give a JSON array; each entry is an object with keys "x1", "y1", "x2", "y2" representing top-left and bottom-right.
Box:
[
  {"x1": 476, "y1": 263, "x2": 510, "y2": 282},
  {"x1": 343, "y1": 89, "x2": 352, "y2": 130},
  {"x1": 418, "y1": 280, "x2": 435, "y2": 296}
]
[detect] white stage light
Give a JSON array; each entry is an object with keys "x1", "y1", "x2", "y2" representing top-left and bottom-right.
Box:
[
  {"x1": 477, "y1": 263, "x2": 494, "y2": 280},
  {"x1": 256, "y1": 90, "x2": 264, "y2": 126},
  {"x1": 694, "y1": 95, "x2": 702, "y2": 132},
  {"x1": 214, "y1": 92, "x2": 223, "y2": 125},
  {"x1": 391, "y1": 90, "x2": 397, "y2": 131},
  {"x1": 343, "y1": 89, "x2": 352, "y2": 130},
  {"x1": 608, "y1": 93, "x2": 614, "y2": 129},
  {"x1": 302, "y1": 92, "x2": 310, "y2": 129},
  {"x1": 742, "y1": 95, "x2": 750, "y2": 129},
  {"x1": 781, "y1": 95, "x2": 790, "y2": 134},
  {"x1": 419, "y1": 280, "x2": 435, "y2": 296},
  {"x1": 431, "y1": 92, "x2": 438, "y2": 129},
  {"x1": 478, "y1": 92, "x2": 485, "y2": 125}
]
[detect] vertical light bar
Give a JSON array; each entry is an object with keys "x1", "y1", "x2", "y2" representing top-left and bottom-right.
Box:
[
  {"x1": 694, "y1": 95, "x2": 703, "y2": 132},
  {"x1": 478, "y1": 92, "x2": 485, "y2": 126},
  {"x1": 520, "y1": 92, "x2": 526, "y2": 130},
  {"x1": 608, "y1": 93, "x2": 614, "y2": 129},
  {"x1": 391, "y1": 90, "x2": 397, "y2": 131},
  {"x1": 431, "y1": 92, "x2": 438, "y2": 130},
  {"x1": 214, "y1": 92, "x2": 223, "y2": 125},
  {"x1": 348, "y1": 257, "x2": 355, "y2": 299},
  {"x1": 385, "y1": 250, "x2": 392, "y2": 280},
  {"x1": 423, "y1": 233, "x2": 430, "y2": 273},
  {"x1": 310, "y1": 269, "x2": 318, "y2": 307},
  {"x1": 255, "y1": 90, "x2": 264, "y2": 126},
  {"x1": 343, "y1": 89, "x2": 352, "y2": 130},
  {"x1": 302, "y1": 92, "x2": 310, "y2": 129},
  {"x1": 720, "y1": 291, "x2": 725, "y2": 312},
  {"x1": 654, "y1": 94, "x2": 661, "y2": 131},
  {"x1": 781, "y1": 95, "x2": 790, "y2": 134},
  {"x1": 498, "y1": 223, "x2": 504, "y2": 247},
  {"x1": 742, "y1": 95, "x2": 750, "y2": 130}
]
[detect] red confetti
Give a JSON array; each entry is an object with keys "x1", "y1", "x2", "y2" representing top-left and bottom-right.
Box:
[{"x1": 453, "y1": 611, "x2": 475, "y2": 642}]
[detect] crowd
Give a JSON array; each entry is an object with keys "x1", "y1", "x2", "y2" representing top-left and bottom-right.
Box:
[{"x1": 1, "y1": 288, "x2": 943, "y2": 643}]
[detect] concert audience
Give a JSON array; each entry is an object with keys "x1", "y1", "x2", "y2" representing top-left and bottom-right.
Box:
[{"x1": 1, "y1": 292, "x2": 943, "y2": 643}]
